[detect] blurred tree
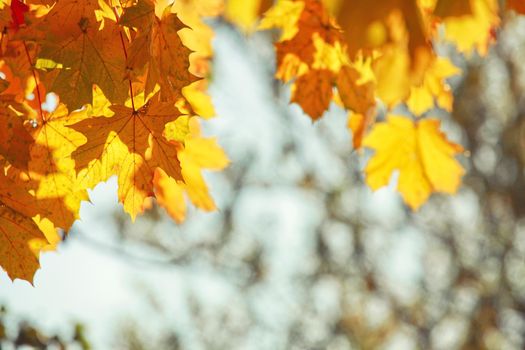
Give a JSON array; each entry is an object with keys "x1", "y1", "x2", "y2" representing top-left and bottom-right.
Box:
[{"x1": 0, "y1": 305, "x2": 90, "y2": 349}]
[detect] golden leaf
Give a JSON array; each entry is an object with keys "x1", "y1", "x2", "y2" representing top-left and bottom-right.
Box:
[
  {"x1": 70, "y1": 93, "x2": 183, "y2": 221},
  {"x1": 363, "y1": 115, "x2": 464, "y2": 209},
  {"x1": 0, "y1": 170, "x2": 49, "y2": 283}
]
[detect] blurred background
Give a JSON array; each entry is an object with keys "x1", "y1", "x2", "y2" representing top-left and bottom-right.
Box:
[{"x1": 1, "y1": 11, "x2": 525, "y2": 350}]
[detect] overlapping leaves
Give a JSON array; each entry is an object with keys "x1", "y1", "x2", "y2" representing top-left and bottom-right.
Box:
[
  {"x1": 0, "y1": 0, "x2": 227, "y2": 283},
  {"x1": 258, "y1": 0, "x2": 516, "y2": 210},
  {"x1": 0, "y1": 0, "x2": 521, "y2": 283}
]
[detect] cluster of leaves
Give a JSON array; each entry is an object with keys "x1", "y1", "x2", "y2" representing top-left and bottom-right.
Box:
[
  {"x1": 0, "y1": 0, "x2": 231, "y2": 283},
  {"x1": 1, "y1": 0, "x2": 524, "y2": 284},
  {"x1": 258, "y1": 0, "x2": 514, "y2": 210}
]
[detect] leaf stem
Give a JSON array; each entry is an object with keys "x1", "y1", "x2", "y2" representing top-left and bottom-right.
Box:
[
  {"x1": 22, "y1": 40, "x2": 45, "y2": 123},
  {"x1": 112, "y1": 6, "x2": 136, "y2": 112}
]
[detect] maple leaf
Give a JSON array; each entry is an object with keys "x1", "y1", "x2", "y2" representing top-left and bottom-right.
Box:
[
  {"x1": 507, "y1": 0, "x2": 525, "y2": 14},
  {"x1": 274, "y1": 0, "x2": 341, "y2": 67},
  {"x1": 433, "y1": 0, "x2": 473, "y2": 18},
  {"x1": 0, "y1": 95, "x2": 33, "y2": 169},
  {"x1": 337, "y1": 0, "x2": 431, "y2": 65},
  {"x1": 161, "y1": 115, "x2": 229, "y2": 217},
  {"x1": 326, "y1": 0, "x2": 476, "y2": 116},
  {"x1": 291, "y1": 68, "x2": 333, "y2": 121},
  {"x1": 169, "y1": 0, "x2": 224, "y2": 118},
  {"x1": 224, "y1": 0, "x2": 273, "y2": 32},
  {"x1": 258, "y1": 0, "x2": 304, "y2": 41},
  {"x1": 70, "y1": 93, "x2": 185, "y2": 220},
  {"x1": 26, "y1": 104, "x2": 89, "y2": 230},
  {"x1": 9, "y1": 0, "x2": 29, "y2": 30},
  {"x1": 406, "y1": 57, "x2": 460, "y2": 116},
  {"x1": 0, "y1": 1, "x2": 42, "y2": 99},
  {"x1": 347, "y1": 110, "x2": 376, "y2": 150},
  {"x1": 336, "y1": 65, "x2": 375, "y2": 116},
  {"x1": 34, "y1": 0, "x2": 128, "y2": 110},
  {"x1": 171, "y1": 0, "x2": 221, "y2": 76},
  {"x1": 437, "y1": 0, "x2": 500, "y2": 56},
  {"x1": 261, "y1": 0, "x2": 376, "y2": 121},
  {"x1": 120, "y1": 0, "x2": 198, "y2": 102},
  {"x1": 363, "y1": 115, "x2": 464, "y2": 209},
  {"x1": 0, "y1": 169, "x2": 49, "y2": 283}
]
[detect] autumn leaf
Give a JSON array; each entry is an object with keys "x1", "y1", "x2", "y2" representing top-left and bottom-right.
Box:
[
  {"x1": 336, "y1": 66, "x2": 375, "y2": 116},
  {"x1": 437, "y1": 0, "x2": 500, "y2": 56},
  {"x1": 120, "y1": 0, "x2": 199, "y2": 102},
  {"x1": 0, "y1": 169, "x2": 49, "y2": 283},
  {"x1": 0, "y1": 95, "x2": 33, "y2": 169},
  {"x1": 337, "y1": 0, "x2": 431, "y2": 65},
  {"x1": 171, "y1": 0, "x2": 221, "y2": 76},
  {"x1": 363, "y1": 115, "x2": 464, "y2": 209},
  {"x1": 433, "y1": 0, "x2": 473, "y2": 18},
  {"x1": 347, "y1": 110, "x2": 377, "y2": 150},
  {"x1": 258, "y1": 0, "x2": 304, "y2": 41},
  {"x1": 154, "y1": 115, "x2": 229, "y2": 222},
  {"x1": 9, "y1": 0, "x2": 29, "y2": 30},
  {"x1": 224, "y1": 0, "x2": 273, "y2": 32},
  {"x1": 70, "y1": 93, "x2": 184, "y2": 220},
  {"x1": 163, "y1": 115, "x2": 229, "y2": 214},
  {"x1": 275, "y1": 0, "x2": 341, "y2": 67},
  {"x1": 34, "y1": 0, "x2": 128, "y2": 109},
  {"x1": 171, "y1": 0, "x2": 223, "y2": 117},
  {"x1": 26, "y1": 104, "x2": 89, "y2": 230},
  {"x1": 291, "y1": 68, "x2": 333, "y2": 121},
  {"x1": 261, "y1": 0, "x2": 375, "y2": 121},
  {"x1": 507, "y1": 0, "x2": 525, "y2": 14},
  {"x1": 406, "y1": 57, "x2": 460, "y2": 116},
  {"x1": 0, "y1": 3, "x2": 41, "y2": 99}
]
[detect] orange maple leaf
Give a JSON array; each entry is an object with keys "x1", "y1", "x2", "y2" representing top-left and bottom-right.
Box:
[
  {"x1": 260, "y1": 0, "x2": 375, "y2": 121},
  {"x1": 120, "y1": 0, "x2": 199, "y2": 102},
  {"x1": 0, "y1": 95, "x2": 33, "y2": 170},
  {"x1": 70, "y1": 93, "x2": 184, "y2": 220},
  {"x1": 34, "y1": 0, "x2": 128, "y2": 109},
  {"x1": 507, "y1": 0, "x2": 525, "y2": 14}
]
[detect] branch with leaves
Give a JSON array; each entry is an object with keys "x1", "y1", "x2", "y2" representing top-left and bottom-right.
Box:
[{"x1": 0, "y1": 0, "x2": 523, "y2": 283}]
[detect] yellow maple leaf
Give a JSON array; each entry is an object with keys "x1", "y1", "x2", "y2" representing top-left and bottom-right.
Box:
[
  {"x1": 28, "y1": 104, "x2": 89, "y2": 230},
  {"x1": 258, "y1": 0, "x2": 305, "y2": 41},
  {"x1": 363, "y1": 115, "x2": 464, "y2": 209},
  {"x1": 170, "y1": 0, "x2": 221, "y2": 76},
  {"x1": 331, "y1": 0, "x2": 476, "y2": 115},
  {"x1": 225, "y1": 0, "x2": 272, "y2": 32},
  {"x1": 159, "y1": 115, "x2": 229, "y2": 221},
  {"x1": 406, "y1": 57, "x2": 460, "y2": 116},
  {"x1": 0, "y1": 170, "x2": 49, "y2": 283},
  {"x1": 438, "y1": 0, "x2": 500, "y2": 56}
]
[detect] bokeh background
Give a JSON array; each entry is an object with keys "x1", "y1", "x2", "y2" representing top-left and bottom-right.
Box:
[{"x1": 1, "y1": 11, "x2": 525, "y2": 350}]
